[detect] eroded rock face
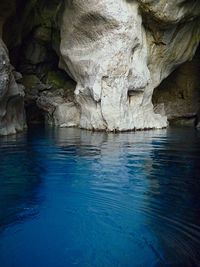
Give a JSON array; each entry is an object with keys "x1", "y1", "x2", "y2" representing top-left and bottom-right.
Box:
[
  {"x1": 1, "y1": 0, "x2": 199, "y2": 134},
  {"x1": 153, "y1": 48, "x2": 200, "y2": 126},
  {"x1": 0, "y1": 0, "x2": 26, "y2": 136},
  {"x1": 2, "y1": 0, "x2": 78, "y2": 130},
  {"x1": 138, "y1": 0, "x2": 200, "y2": 23},
  {"x1": 0, "y1": 38, "x2": 25, "y2": 136},
  {"x1": 36, "y1": 83, "x2": 80, "y2": 127},
  {"x1": 60, "y1": 0, "x2": 200, "y2": 131}
]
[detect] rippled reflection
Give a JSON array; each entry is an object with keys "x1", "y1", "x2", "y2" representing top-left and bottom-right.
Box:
[
  {"x1": 0, "y1": 134, "x2": 43, "y2": 230},
  {"x1": 0, "y1": 127, "x2": 200, "y2": 267}
]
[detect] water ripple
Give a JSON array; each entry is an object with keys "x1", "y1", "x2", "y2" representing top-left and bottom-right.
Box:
[{"x1": 0, "y1": 127, "x2": 200, "y2": 267}]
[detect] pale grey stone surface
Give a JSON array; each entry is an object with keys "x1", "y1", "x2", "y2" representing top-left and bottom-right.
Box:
[
  {"x1": 60, "y1": 0, "x2": 200, "y2": 131},
  {"x1": 0, "y1": 38, "x2": 25, "y2": 136}
]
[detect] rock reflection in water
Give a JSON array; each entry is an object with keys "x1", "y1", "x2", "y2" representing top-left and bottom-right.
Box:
[
  {"x1": 0, "y1": 127, "x2": 199, "y2": 267},
  {"x1": 0, "y1": 134, "x2": 43, "y2": 229}
]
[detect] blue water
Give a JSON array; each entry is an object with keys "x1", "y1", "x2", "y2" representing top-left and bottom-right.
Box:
[{"x1": 0, "y1": 127, "x2": 200, "y2": 267}]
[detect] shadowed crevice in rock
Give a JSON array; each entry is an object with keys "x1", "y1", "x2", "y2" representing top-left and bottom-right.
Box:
[
  {"x1": 153, "y1": 45, "x2": 200, "y2": 127},
  {"x1": 1, "y1": 0, "x2": 79, "y2": 130}
]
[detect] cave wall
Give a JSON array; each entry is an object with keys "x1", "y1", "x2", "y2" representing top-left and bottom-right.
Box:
[
  {"x1": 60, "y1": 0, "x2": 200, "y2": 131},
  {"x1": 0, "y1": 0, "x2": 200, "y2": 135},
  {"x1": 0, "y1": 0, "x2": 26, "y2": 136},
  {"x1": 2, "y1": 0, "x2": 79, "y2": 128},
  {"x1": 153, "y1": 47, "x2": 200, "y2": 126}
]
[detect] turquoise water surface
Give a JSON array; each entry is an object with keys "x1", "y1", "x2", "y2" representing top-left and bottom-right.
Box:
[{"x1": 0, "y1": 127, "x2": 200, "y2": 267}]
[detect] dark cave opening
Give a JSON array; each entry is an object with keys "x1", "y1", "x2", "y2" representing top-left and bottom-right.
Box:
[
  {"x1": 25, "y1": 103, "x2": 45, "y2": 126},
  {"x1": 152, "y1": 45, "x2": 200, "y2": 127},
  {"x1": 2, "y1": 0, "x2": 76, "y2": 126}
]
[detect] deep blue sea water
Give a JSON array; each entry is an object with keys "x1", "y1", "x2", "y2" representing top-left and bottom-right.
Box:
[{"x1": 0, "y1": 127, "x2": 200, "y2": 267}]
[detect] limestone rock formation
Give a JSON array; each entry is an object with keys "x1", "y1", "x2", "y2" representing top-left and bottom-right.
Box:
[
  {"x1": 0, "y1": 38, "x2": 25, "y2": 136},
  {"x1": 153, "y1": 49, "x2": 200, "y2": 126},
  {"x1": 1, "y1": 0, "x2": 79, "y2": 129},
  {"x1": 36, "y1": 80, "x2": 80, "y2": 127},
  {"x1": 0, "y1": 0, "x2": 200, "y2": 134},
  {"x1": 60, "y1": 0, "x2": 200, "y2": 131},
  {"x1": 0, "y1": 0, "x2": 26, "y2": 136},
  {"x1": 20, "y1": 72, "x2": 79, "y2": 127}
]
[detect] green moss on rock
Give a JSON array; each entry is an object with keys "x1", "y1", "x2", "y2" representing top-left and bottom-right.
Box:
[{"x1": 46, "y1": 70, "x2": 68, "y2": 89}]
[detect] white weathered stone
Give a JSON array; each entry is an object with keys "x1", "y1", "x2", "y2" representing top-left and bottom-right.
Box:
[
  {"x1": 37, "y1": 93, "x2": 80, "y2": 128},
  {"x1": 60, "y1": 0, "x2": 200, "y2": 131},
  {"x1": 53, "y1": 102, "x2": 80, "y2": 127}
]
